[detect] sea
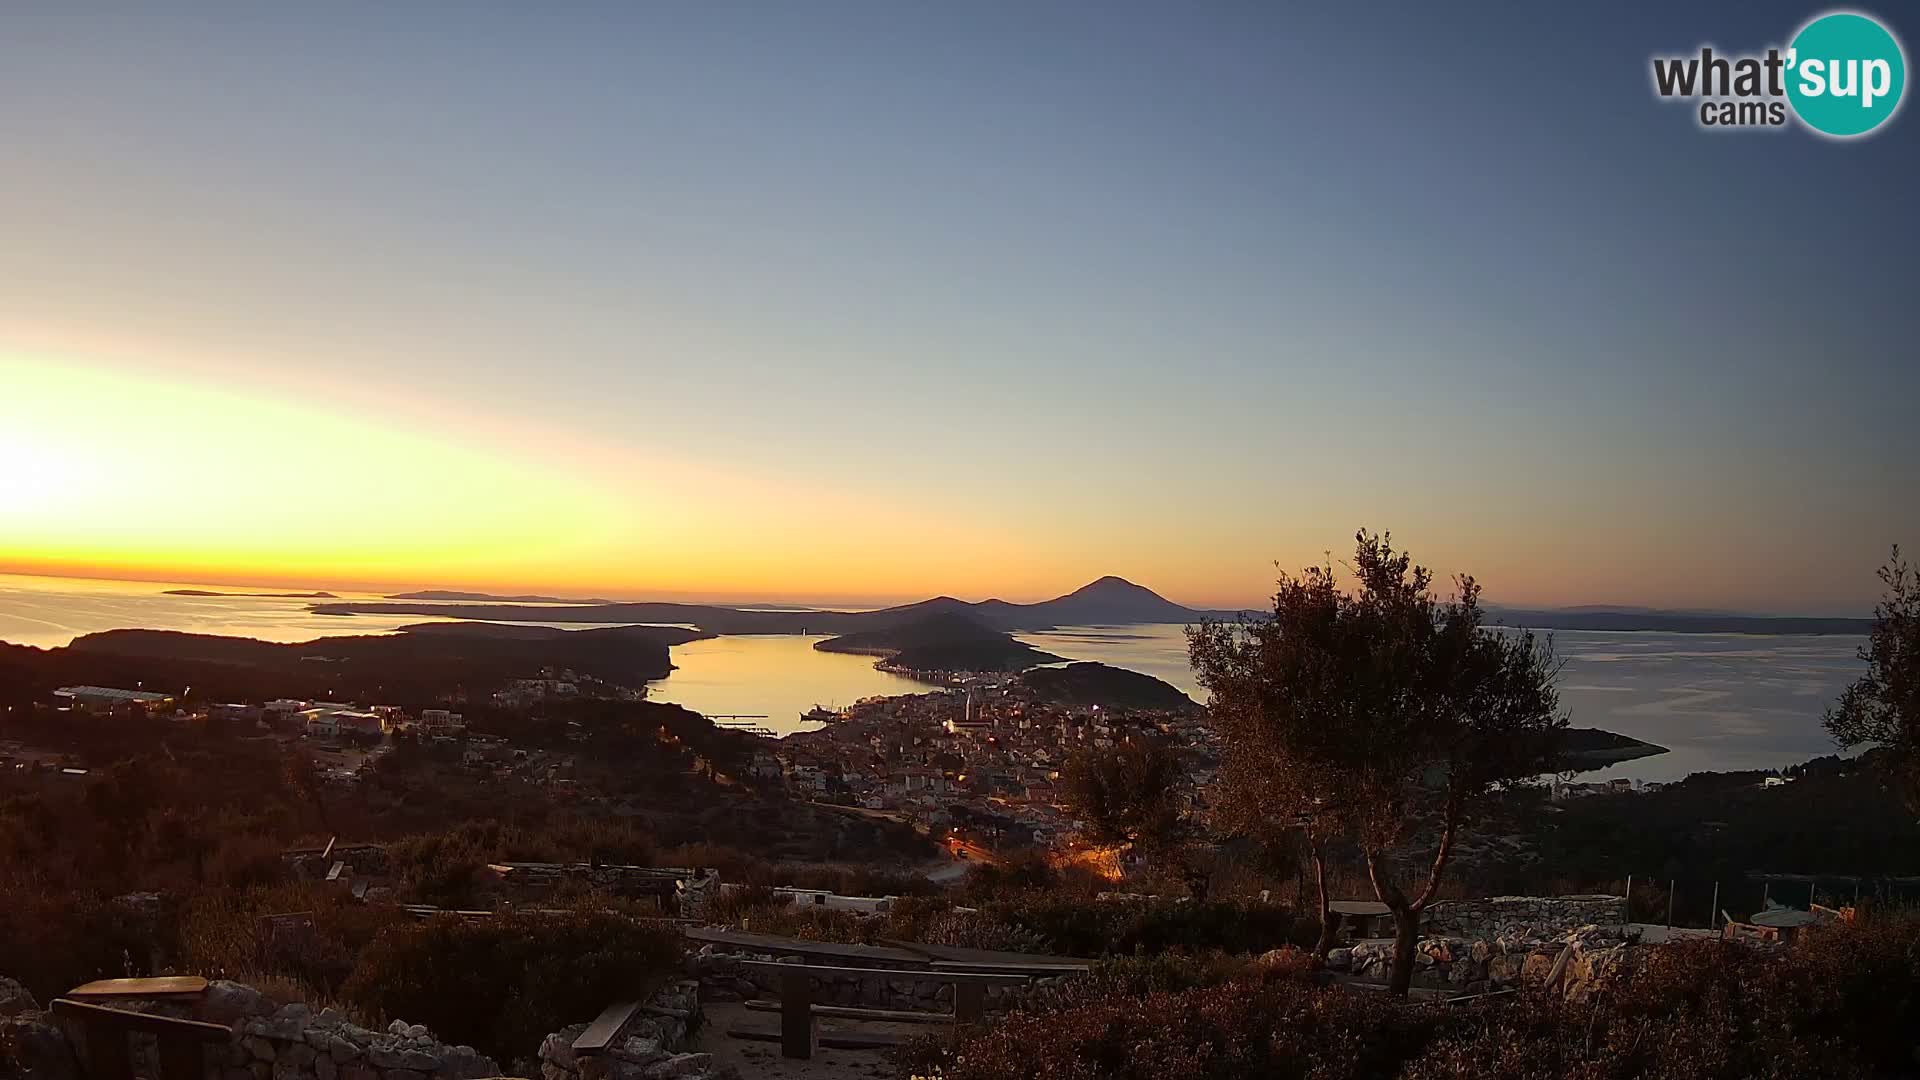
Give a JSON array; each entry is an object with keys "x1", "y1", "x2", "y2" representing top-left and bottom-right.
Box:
[{"x1": 0, "y1": 572, "x2": 1867, "y2": 781}]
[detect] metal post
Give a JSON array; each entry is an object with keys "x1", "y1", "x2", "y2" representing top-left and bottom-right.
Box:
[
  {"x1": 1810, "y1": 881, "x2": 1817, "y2": 911},
  {"x1": 1762, "y1": 881, "x2": 1770, "y2": 909},
  {"x1": 1710, "y1": 882, "x2": 1720, "y2": 928},
  {"x1": 1667, "y1": 880, "x2": 1674, "y2": 929},
  {"x1": 1625, "y1": 874, "x2": 1633, "y2": 922}
]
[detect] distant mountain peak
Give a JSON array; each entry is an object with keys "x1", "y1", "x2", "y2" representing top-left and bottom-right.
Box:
[{"x1": 1070, "y1": 575, "x2": 1156, "y2": 596}]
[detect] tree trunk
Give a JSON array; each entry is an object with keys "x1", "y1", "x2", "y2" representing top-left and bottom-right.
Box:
[
  {"x1": 1387, "y1": 904, "x2": 1420, "y2": 997},
  {"x1": 1309, "y1": 833, "x2": 1336, "y2": 959}
]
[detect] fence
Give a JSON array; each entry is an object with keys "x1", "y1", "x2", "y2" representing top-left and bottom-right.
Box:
[{"x1": 1621, "y1": 873, "x2": 1920, "y2": 929}]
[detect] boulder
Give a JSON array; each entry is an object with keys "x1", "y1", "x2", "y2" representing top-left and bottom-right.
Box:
[
  {"x1": 641, "y1": 1053, "x2": 711, "y2": 1079},
  {"x1": 1, "y1": 1014, "x2": 78, "y2": 1080},
  {"x1": 1, "y1": 977, "x2": 42, "y2": 1018}
]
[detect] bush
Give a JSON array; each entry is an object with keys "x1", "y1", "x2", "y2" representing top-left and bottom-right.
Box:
[
  {"x1": 904, "y1": 916, "x2": 1920, "y2": 1080},
  {"x1": 976, "y1": 894, "x2": 1304, "y2": 957},
  {"x1": 339, "y1": 910, "x2": 682, "y2": 1064},
  {"x1": 176, "y1": 883, "x2": 409, "y2": 1001},
  {"x1": 910, "y1": 978, "x2": 1449, "y2": 1080}
]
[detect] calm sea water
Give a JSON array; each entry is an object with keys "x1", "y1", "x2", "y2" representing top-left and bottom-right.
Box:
[
  {"x1": 1019, "y1": 624, "x2": 1867, "y2": 782},
  {"x1": 0, "y1": 574, "x2": 1867, "y2": 777}
]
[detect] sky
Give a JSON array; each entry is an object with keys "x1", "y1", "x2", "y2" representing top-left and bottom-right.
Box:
[{"x1": 1, "y1": 2, "x2": 1915, "y2": 613}]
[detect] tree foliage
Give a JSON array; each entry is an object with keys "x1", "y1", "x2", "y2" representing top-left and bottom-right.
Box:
[
  {"x1": 1189, "y1": 530, "x2": 1564, "y2": 994},
  {"x1": 1825, "y1": 545, "x2": 1920, "y2": 814}
]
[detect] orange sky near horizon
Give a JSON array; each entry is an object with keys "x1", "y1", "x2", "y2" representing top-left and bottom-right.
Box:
[{"x1": 0, "y1": 348, "x2": 1895, "y2": 617}]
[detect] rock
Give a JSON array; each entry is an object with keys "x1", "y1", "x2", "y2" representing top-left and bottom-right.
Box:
[
  {"x1": 339, "y1": 1067, "x2": 378, "y2": 1080},
  {"x1": 274, "y1": 1004, "x2": 313, "y2": 1026},
  {"x1": 1521, "y1": 952, "x2": 1556, "y2": 983},
  {"x1": 268, "y1": 1061, "x2": 304, "y2": 1080},
  {"x1": 281, "y1": 1044, "x2": 317, "y2": 1069},
  {"x1": 226, "y1": 1069, "x2": 254, "y2": 1080},
  {"x1": 1, "y1": 1015, "x2": 78, "y2": 1080},
  {"x1": 610, "y1": 1037, "x2": 663, "y2": 1065},
  {"x1": 641, "y1": 1053, "x2": 711, "y2": 1079},
  {"x1": 540, "y1": 1026, "x2": 587, "y2": 1070},
  {"x1": 389, "y1": 1021, "x2": 412, "y2": 1037},
  {"x1": 244, "y1": 1037, "x2": 279, "y2": 1063},
  {"x1": 313, "y1": 1009, "x2": 345, "y2": 1030},
  {"x1": 385, "y1": 1070, "x2": 427, "y2": 1080},
  {"x1": 541, "y1": 1065, "x2": 571, "y2": 1080},
  {"x1": 326, "y1": 1037, "x2": 360, "y2": 1064},
  {"x1": 1326, "y1": 947, "x2": 1353, "y2": 971},
  {"x1": 405, "y1": 1025, "x2": 428, "y2": 1041},
  {"x1": 367, "y1": 1047, "x2": 439, "y2": 1071},
  {"x1": 243, "y1": 1017, "x2": 306, "y2": 1042},
  {"x1": 1, "y1": 977, "x2": 41, "y2": 1018},
  {"x1": 315, "y1": 1055, "x2": 336, "y2": 1080}
]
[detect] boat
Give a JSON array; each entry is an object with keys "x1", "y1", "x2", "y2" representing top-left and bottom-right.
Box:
[{"x1": 801, "y1": 705, "x2": 843, "y2": 724}]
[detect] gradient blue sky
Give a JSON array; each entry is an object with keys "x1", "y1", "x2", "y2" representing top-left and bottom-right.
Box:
[{"x1": 1, "y1": 2, "x2": 1914, "y2": 613}]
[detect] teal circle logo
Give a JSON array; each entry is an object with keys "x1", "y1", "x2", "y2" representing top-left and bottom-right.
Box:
[{"x1": 1786, "y1": 11, "x2": 1907, "y2": 137}]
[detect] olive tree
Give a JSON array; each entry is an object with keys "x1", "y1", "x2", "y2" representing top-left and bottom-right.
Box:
[
  {"x1": 1061, "y1": 734, "x2": 1210, "y2": 897},
  {"x1": 1189, "y1": 530, "x2": 1563, "y2": 995},
  {"x1": 1826, "y1": 546, "x2": 1920, "y2": 815}
]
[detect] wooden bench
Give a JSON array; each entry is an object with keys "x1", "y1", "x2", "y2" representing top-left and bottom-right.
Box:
[
  {"x1": 52, "y1": 998, "x2": 232, "y2": 1080},
  {"x1": 66, "y1": 978, "x2": 210, "y2": 1002},
  {"x1": 735, "y1": 961, "x2": 1030, "y2": 1060},
  {"x1": 570, "y1": 999, "x2": 645, "y2": 1058}
]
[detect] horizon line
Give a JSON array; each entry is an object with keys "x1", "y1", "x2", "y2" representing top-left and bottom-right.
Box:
[{"x1": 0, "y1": 564, "x2": 1874, "y2": 622}]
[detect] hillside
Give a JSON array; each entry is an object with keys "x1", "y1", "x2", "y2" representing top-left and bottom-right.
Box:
[
  {"x1": 815, "y1": 613, "x2": 1064, "y2": 673},
  {"x1": 1019, "y1": 661, "x2": 1197, "y2": 710},
  {"x1": 1, "y1": 623, "x2": 703, "y2": 705},
  {"x1": 313, "y1": 575, "x2": 1237, "y2": 633},
  {"x1": 1558, "y1": 727, "x2": 1669, "y2": 767}
]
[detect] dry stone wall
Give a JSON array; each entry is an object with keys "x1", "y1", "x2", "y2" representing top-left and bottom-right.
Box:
[
  {"x1": 0, "y1": 980, "x2": 497, "y2": 1080},
  {"x1": 535, "y1": 981, "x2": 712, "y2": 1080},
  {"x1": 1422, "y1": 895, "x2": 1626, "y2": 941},
  {"x1": 1329, "y1": 922, "x2": 1641, "y2": 998}
]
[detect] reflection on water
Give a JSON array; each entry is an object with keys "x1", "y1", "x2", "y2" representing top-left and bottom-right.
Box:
[
  {"x1": 646, "y1": 635, "x2": 936, "y2": 735},
  {"x1": 0, "y1": 573, "x2": 480, "y2": 646},
  {"x1": 1019, "y1": 624, "x2": 1867, "y2": 782}
]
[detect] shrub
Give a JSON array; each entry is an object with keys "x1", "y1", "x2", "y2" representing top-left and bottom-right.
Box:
[
  {"x1": 912, "y1": 978, "x2": 1450, "y2": 1080},
  {"x1": 976, "y1": 894, "x2": 1303, "y2": 957},
  {"x1": 176, "y1": 883, "x2": 409, "y2": 1001},
  {"x1": 908, "y1": 916, "x2": 1920, "y2": 1080},
  {"x1": 338, "y1": 910, "x2": 682, "y2": 1064}
]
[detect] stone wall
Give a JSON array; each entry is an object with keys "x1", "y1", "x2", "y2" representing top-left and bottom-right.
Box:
[
  {"x1": 1422, "y1": 895, "x2": 1626, "y2": 941},
  {"x1": 1330, "y1": 923, "x2": 1641, "y2": 999},
  {"x1": 0, "y1": 980, "x2": 497, "y2": 1080},
  {"x1": 536, "y1": 981, "x2": 712, "y2": 1080}
]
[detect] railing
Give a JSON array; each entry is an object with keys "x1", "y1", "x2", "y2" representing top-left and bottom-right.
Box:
[
  {"x1": 51, "y1": 998, "x2": 231, "y2": 1080},
  {"x1": 736, "y1": 960, "x2": 1031, "y2": 1060}
]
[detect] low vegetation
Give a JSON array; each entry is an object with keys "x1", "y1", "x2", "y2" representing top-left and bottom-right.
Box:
[
  {"x1": 900, "y1": 915, "x2": 1920, "y2": 1080},
  {"x1": 339, "y1": 910, "x2": 684, "y2": 1064}
]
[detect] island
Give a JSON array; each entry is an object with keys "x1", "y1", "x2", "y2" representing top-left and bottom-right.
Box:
[
  {"x1": 814, "y1": 613, "x2": 1064, "y2": 674},
  {"x1": 384, "y1": 590, "x2": 616, "y2": 603},
  {"x1": 164, "y1": 589, "x2": 338, "y2": 598},
  {"x1": 19, "y1": 622, "x2": 707, "y2": 702},
  {"x1": 1558, "y1": 727, "x2": 1670, "y2": 768},
  {"x1": 1018, "y1": 661, "x2": 1197, "y2": 711}
]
